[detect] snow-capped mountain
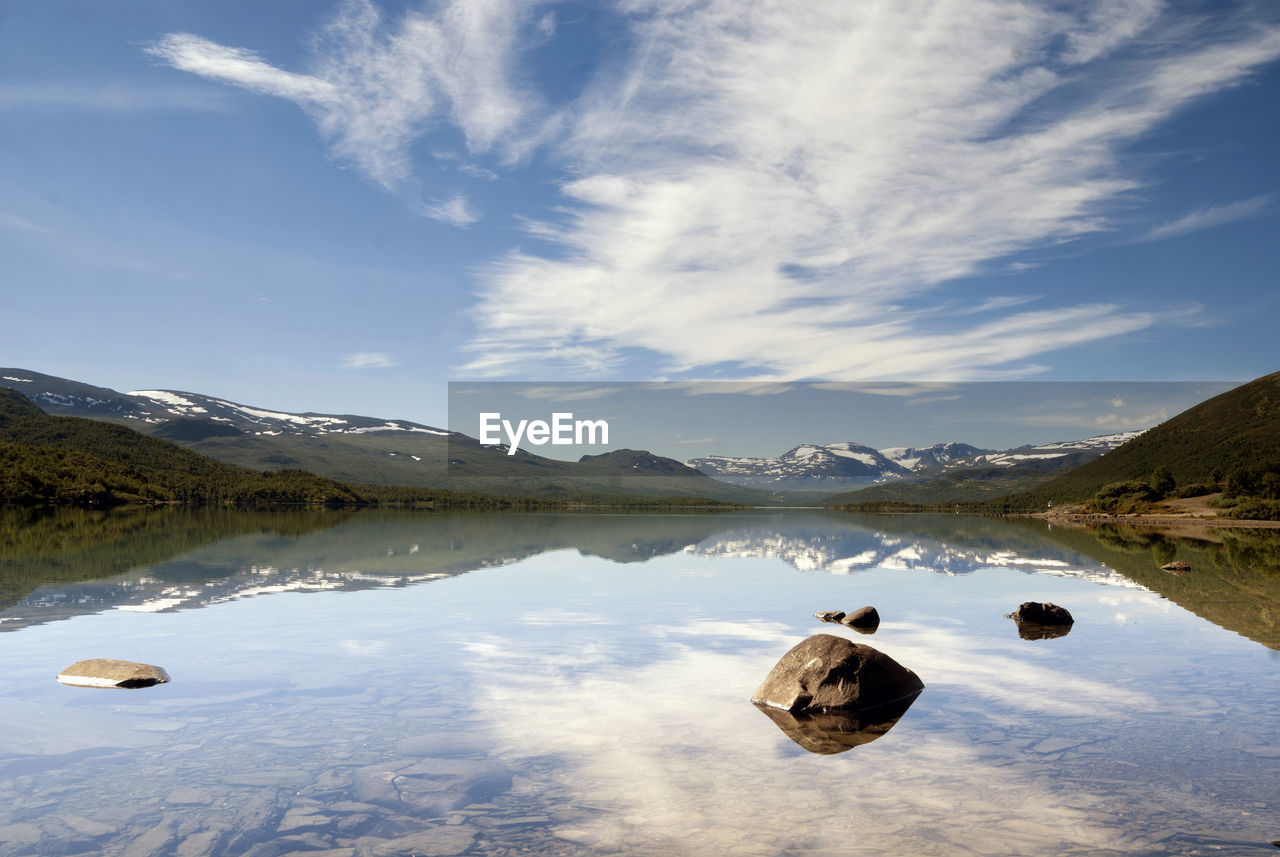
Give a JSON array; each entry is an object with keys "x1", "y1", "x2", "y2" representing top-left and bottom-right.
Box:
[
  {"x1": 0, "y1": 368, "x2": 449, "y2": 438},
  {"x1": 880, "y1": 442, "x2": 991, "y2": 471},
  {"x1": 958, "y1": 431, "x2": 1147, "y2": 468},
  {"x1": 687, "y1": 433, "x2": 1145, "y2": 492},
  {"x1": 689, "y1": 442, "x2": 912, "y2": 490}
]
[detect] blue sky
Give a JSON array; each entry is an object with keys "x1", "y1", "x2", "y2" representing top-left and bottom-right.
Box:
[{"x1": 2, "y1": 0, "x2": 1278, "y2": 431}]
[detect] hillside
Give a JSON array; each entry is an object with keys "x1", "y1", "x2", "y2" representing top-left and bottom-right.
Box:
[
  {"x1": 1010, "y1": 371, "x2": 1280, "y2": 507},
  {"x1": 0, "y1": 369, "x2": 769, "y2": 503},
  {"x1": 0, "y1": 388, "x2": 375, "y2": 506},
  {"x1": 822, "y1": 433, "x2": 1146, "y2": 505},
  {"x1": 0, "y1": 389, "x2": 559, "y2": 508}
]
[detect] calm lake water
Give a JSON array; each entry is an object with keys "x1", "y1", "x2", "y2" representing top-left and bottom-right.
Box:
[{"x1": 1, "y1": 508, "x2": 1278, "y2": 857}]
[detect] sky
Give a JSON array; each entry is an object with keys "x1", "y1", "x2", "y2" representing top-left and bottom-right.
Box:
[{"x1": 2, "y1": 0, "x2": 1279, "y2": 441}]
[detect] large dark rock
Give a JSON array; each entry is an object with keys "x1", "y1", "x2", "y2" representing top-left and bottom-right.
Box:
[
  {"x1": 750, "y1": 634, "x2": 923, "y2": 715},
  {"x1": 56, "y1": 659, "x2": 170, "y2": 689}
]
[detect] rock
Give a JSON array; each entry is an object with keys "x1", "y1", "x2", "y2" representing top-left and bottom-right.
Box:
[
  {"x1": 1006, "y1": 602, "x2": 1074, "y2": 640},
  {"x1": 56, "y1": 659, "x2": 170, "y2": 689},
  {"x1": 365, "y1": 825, "x2": 477, "y2": 857},
  {"x1": 750, "y1": 634, "x2": 924, "y2": 715},
  {"x1": 1006, "y1": 602, "x2": 1073, "y2": 625},
  {"x1": 813, "y1": 610, "x2": 845, "y2": 623},
  {"x1": 841, "y1": 606, "x2": 880, "y2": 632},
  {"x1": 354, "y1": 758, "x2": 512, "y2": 817},
  {"x1": 1161, "y1": 560, "x2": 1191, "y2": 574},
  {"x1": 755, "y1": 692, "x2": 920, "y2": 754}
]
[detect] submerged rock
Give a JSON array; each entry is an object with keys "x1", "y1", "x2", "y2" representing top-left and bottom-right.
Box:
[
  {"x1": 56, "y1": 659, "x2": 170, "y2": 689},
  {"x1": 751, "y1": 634, "x2": 923, "y2": 714},
  {"x1": 841, "y1": 606, "x2": 880, "y2": 632}
]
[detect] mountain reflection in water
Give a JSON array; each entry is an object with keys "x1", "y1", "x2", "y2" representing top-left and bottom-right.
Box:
[
  {"x1": 0, "y1": 509, "x2": 1278, "y2": 856},
  {"x1": 3, "y1": 508, "x2": 1277, "y2": 649}
]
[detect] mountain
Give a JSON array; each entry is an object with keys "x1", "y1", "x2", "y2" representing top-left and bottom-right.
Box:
[
  {"x1": 880, "y1": 442, "x2": 990, "y2": 470},
  {"x1": 1011, "y1": 371, "x2": 1280, "y2": 506},
  {"x1": 0, "y1": 387, "x2": 373, "y2": 506},
  {"x1": 688, "y1": 442, "x2": 912, "y2": 492},
  {"x1": 0, "y1": 369, "x2": 765, "y2": 503},
  {"x1": 0, "y1": 368, "x2": 452, "y2": 438},
  {"x1": 687, "y1": 434, "x2": 1139, "y2": 496},
  {"x1": 823, "y1": 431, "x2": 1149, "y2": 505}
]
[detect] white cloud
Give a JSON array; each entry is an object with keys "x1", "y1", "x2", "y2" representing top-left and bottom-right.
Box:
[
  {"x1": 461, "y1": 2, "x2": 1280, "y2": 379},
  {"x1": 1137, "y1": 194, "x2": 1272, "y2": 243},
  {"x1": 419, "y1": 194, "x2": 481, "y2": 227},
  {"x1": 342, "y1": 352, "x2": 397, "y2": 369},
  {"x1": 148, "y1": 0, "x2": 544, "y2": 190}
]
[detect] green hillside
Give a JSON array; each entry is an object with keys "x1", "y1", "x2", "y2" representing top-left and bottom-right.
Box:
[
  {"x1": 0, "y1": 388, "x2": 372, "y2": 506},
  {"x1": 822, "y1": 453, "x2": 1101, "y2": 506},
  {"x1": 1010, "y1": 371, "x2": 1280, "y2": 507}
]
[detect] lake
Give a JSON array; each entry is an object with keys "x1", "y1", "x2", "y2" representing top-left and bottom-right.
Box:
[{"x1": 1, "y1": 507, "x2": 1278, "y2": 856}]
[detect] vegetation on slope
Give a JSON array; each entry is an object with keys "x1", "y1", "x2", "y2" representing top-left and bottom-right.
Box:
[{"x1": 1008, "y1": 371, "x2": 1280, "y2": 507}]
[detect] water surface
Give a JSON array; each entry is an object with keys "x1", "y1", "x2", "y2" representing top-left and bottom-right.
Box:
[{"x1": 1, "y1": 508, "x2": 1277, "y2": 856}]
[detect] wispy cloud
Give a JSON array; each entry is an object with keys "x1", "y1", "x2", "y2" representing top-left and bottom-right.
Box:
[
  {"x1": 148, "y1": 0, "x2": 545, "y2": 190},
  {"x1": 0, "y1": 211, "x2": 46, "y2": 233},
  {"x1": 515, "y1": 385, "x2": 624, "y2": 402},
  {"x1": 462, "y1": 2, "x2": 1280, "y2": 379},
  {"x1": 419, "y1": 194, "x2": 481, "y2": 227},
  {"x1": 342, "y1": 352, "x2": 397, "y2": 369},
  {"x1": 1137, "y1": 194, "x2": 1272, "y2": 243}
]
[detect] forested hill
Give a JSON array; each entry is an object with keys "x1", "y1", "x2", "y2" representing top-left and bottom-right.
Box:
[
  {"x1": 1010, "y1": 371, "x2": 1280, "y2": 506},
  {"x1": 0, "y1": 387, "x2": 382, "y2": 506}
]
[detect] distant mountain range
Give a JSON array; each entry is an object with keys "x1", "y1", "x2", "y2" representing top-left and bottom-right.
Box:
[
  {"x1": 7, "y1": 366, "x2": 1274, "y2": 509},
  {"x1": 688, "y1": 433, "x2": 1144, "y2": 494}
]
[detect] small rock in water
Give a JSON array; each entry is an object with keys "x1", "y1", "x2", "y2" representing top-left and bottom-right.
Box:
[
  {"x1": 813, "y1": 610, "x2": 845, "y2": 623},
  {"x1": 1005, "y1": 602, "x2": 1074, "y2": 640},
  {"x1": 1161, "y1": 560, "x2": 1191, "y2": 574},
  {"x1": 1005, "y1": 602, "x2": 1073, "y2": 626},
  {"x1": 841, "y1": 606, "x2": 880, "y2": 632},
  {"x1": 56, "y1": 659, "x2": 170, "y2": 689}
]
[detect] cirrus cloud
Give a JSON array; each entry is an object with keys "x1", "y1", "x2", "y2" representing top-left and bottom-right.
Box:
[{"x1": 462, "y1": 1, "x2": 1280, "y2": 379}]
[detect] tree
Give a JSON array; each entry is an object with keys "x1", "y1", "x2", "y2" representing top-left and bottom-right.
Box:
[{"x1": 1150, "y1": 465, "x2": 1175, "y2": 497}]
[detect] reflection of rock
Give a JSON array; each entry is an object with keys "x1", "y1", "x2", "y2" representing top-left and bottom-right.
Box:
[
  {"x1": 814, "y1": 610, "x2": 845, "y2": 623},
  {"x1": 755, "y1": 692, "x2": 921, "y2": 754},
  {"x1": 1005, "y1": 602, "x2": 1074, "y2": 640},
  {"x1": 751, "y1": 634, "x2": 924, "y2": 714},
  {"x1": 1012, "y1": 621, "x2": 1073, "y2": 640},
  {"x1": 1161, "y1": 560, "x2": 1191, "y2": 575},
  {"x1": 56, "y1": 659, "x2": 170, "y2": 689},
  {"x1": 842, "y1": 606, "x2": 880, "y2": 633}
]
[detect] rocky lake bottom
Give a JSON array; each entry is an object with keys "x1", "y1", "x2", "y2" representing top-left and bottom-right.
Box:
[{"x1": 0, "y1": 508, "x2": 1277, "y2": 856}]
